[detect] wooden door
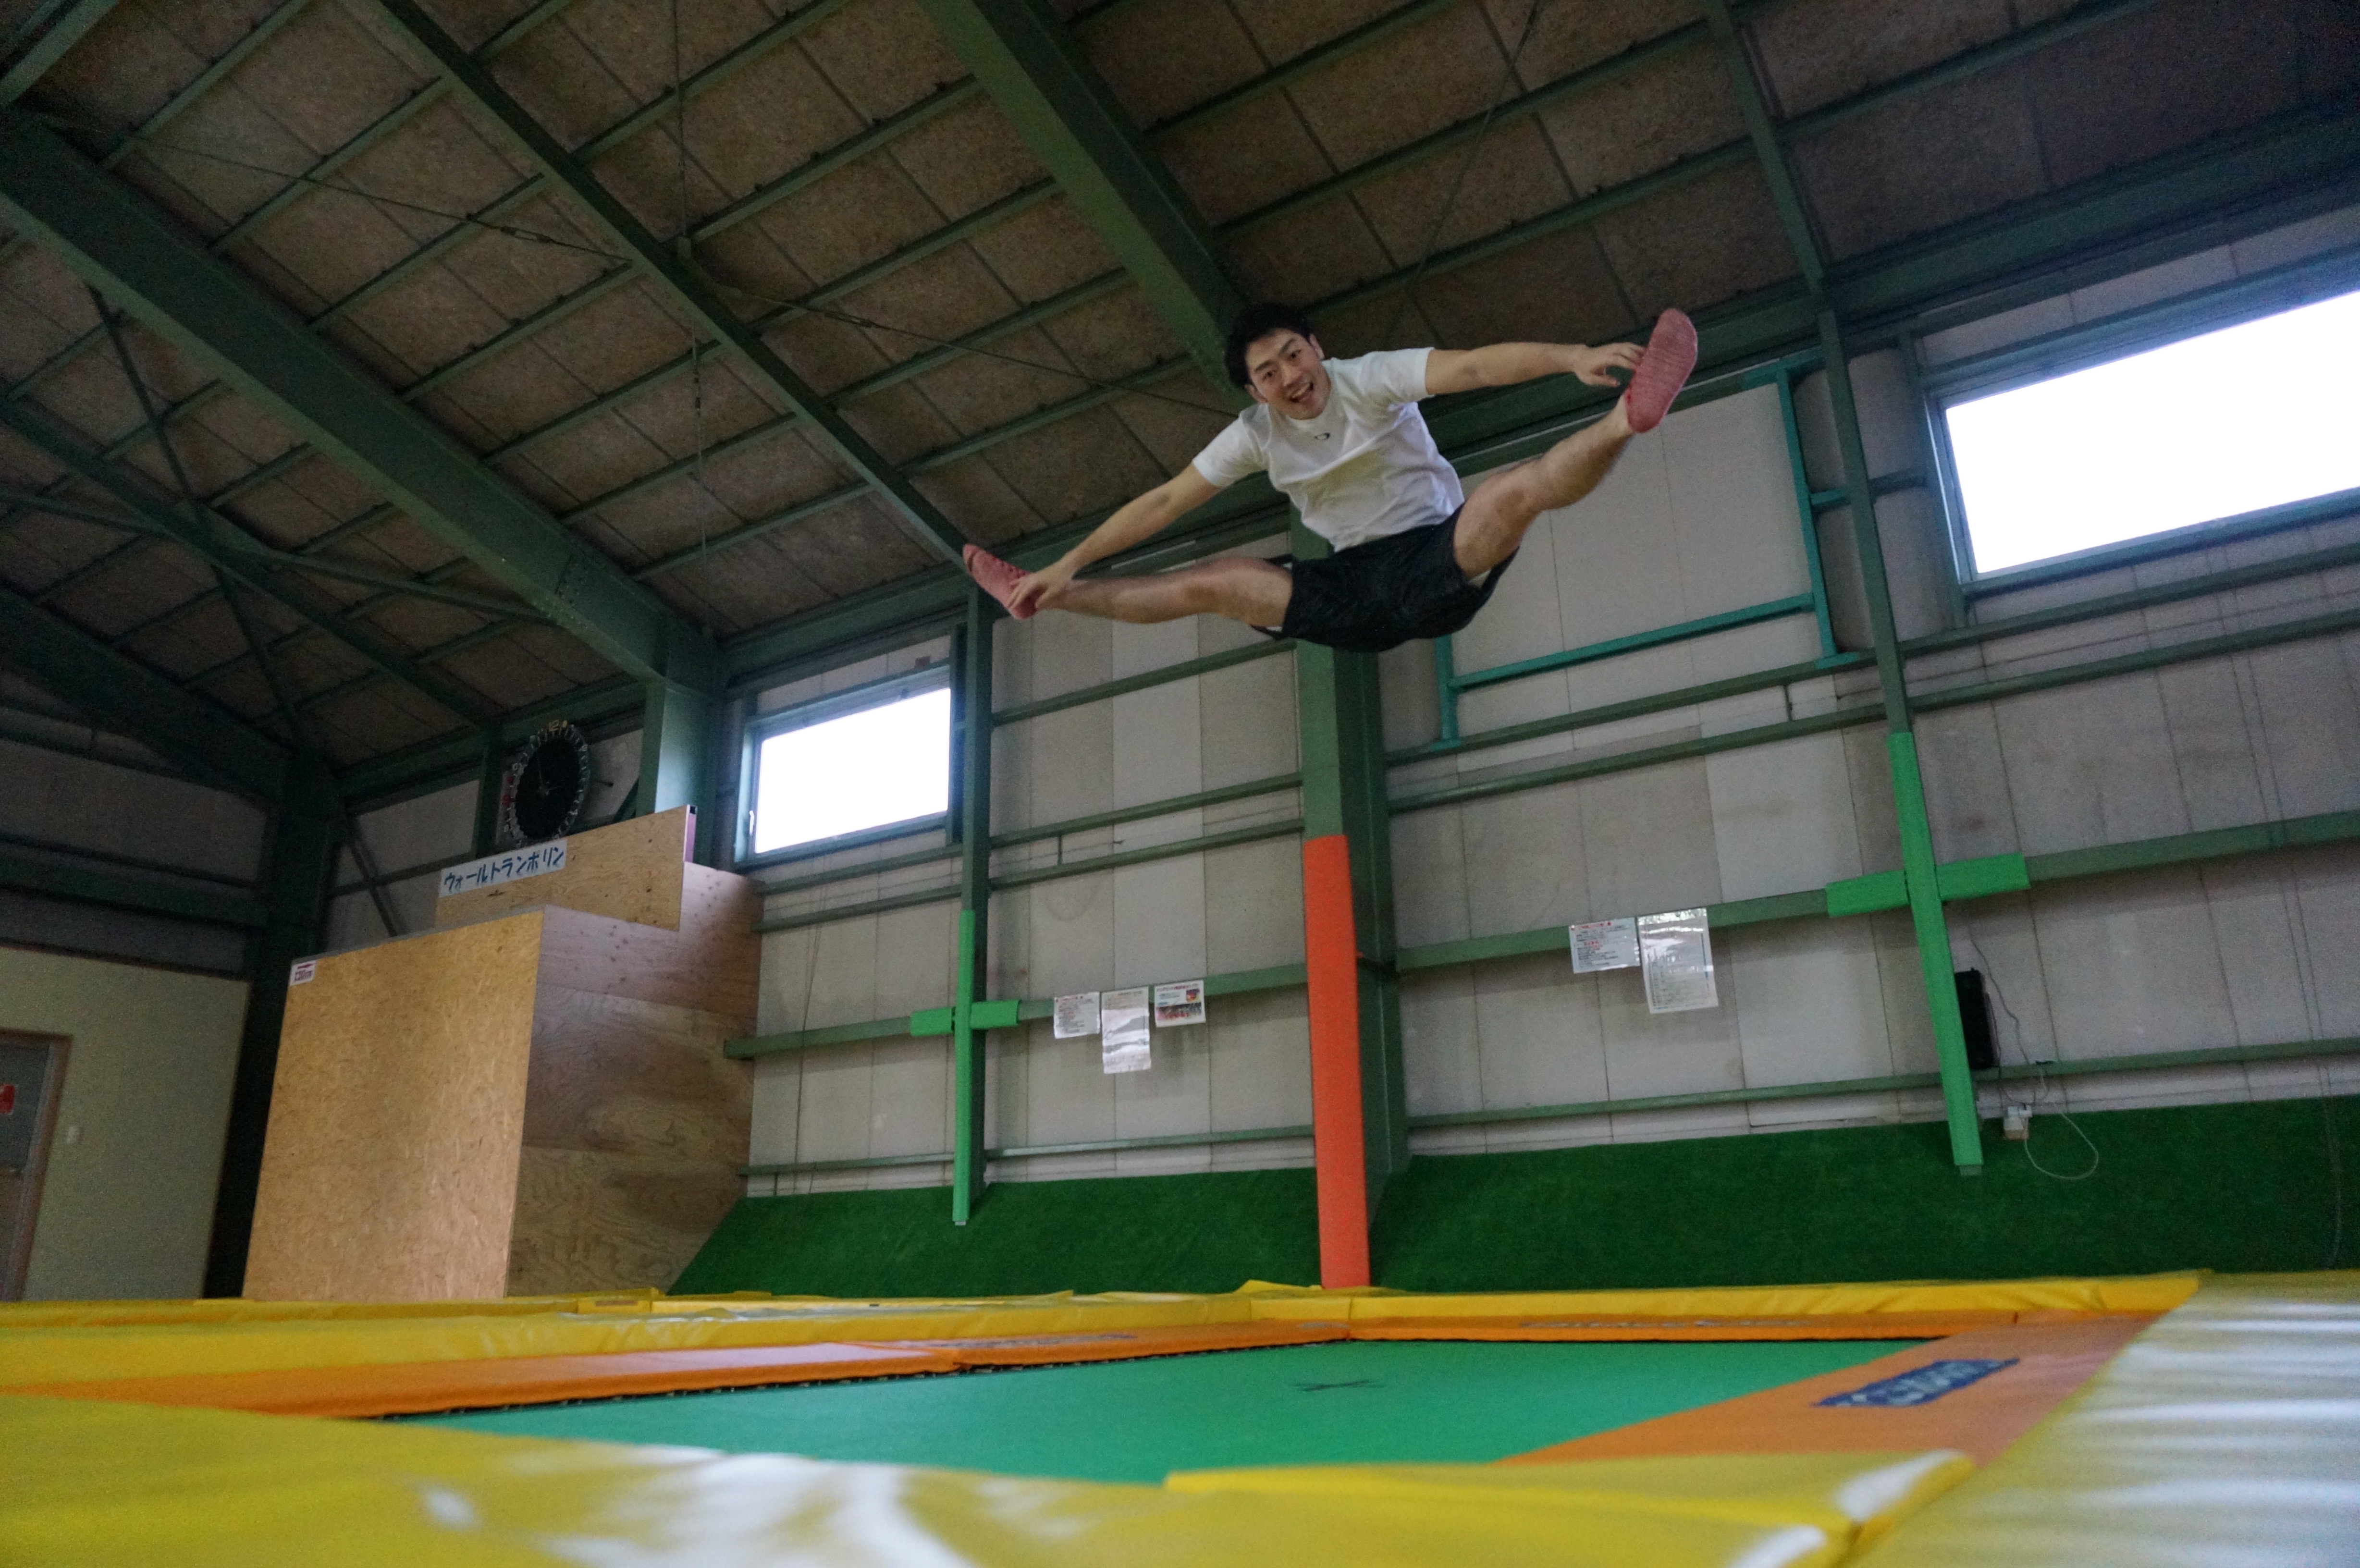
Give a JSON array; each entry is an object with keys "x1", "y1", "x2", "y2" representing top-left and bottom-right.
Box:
[{"x1": 0, "y1": 1032, "x2": 67, "y2": 1300}]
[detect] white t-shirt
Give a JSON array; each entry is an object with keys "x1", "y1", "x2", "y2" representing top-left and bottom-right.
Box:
[{"x1": 1191, "y1": 348, "x2": 1463, "y2": 552}]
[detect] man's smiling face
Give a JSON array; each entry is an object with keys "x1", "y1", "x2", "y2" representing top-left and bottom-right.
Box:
[{"x1": 1242, "y1": 329, "x2": 1330, "y2": 421}]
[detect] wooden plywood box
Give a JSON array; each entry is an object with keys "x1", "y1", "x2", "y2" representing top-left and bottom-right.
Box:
[{"x1": 246, "y1": 817, "x2": 757, "y2": 1302}]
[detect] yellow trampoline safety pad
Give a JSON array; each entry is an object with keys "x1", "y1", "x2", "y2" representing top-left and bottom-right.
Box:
[
  {"x1": 0, "y1": 1392, "x2": 1967, "y2": 1568},
  {"x1": 0, "y1": 1272, "x2": 2200, "y2": 1388},
  {"x1": 6, "y1": 1270, "x2": 2355, "y2": 1566}
]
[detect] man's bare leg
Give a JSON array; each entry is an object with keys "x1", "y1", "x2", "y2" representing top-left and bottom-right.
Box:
[
  {"x1": 1452, "y1": 306, "x2": 1696, "y2": 577},
  {"x1": 1453, "y1": 401, "x2": 1635, "y2": 577},
  {"x1": 1041, "y1": 554, "x2": 1292, "y2": 627}
]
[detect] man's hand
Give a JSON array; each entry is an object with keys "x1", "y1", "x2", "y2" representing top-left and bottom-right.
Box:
[
  {"x1": 1566, "y1": 341, "x2": 1644, "y2": 387},
  {"x1": 1010, "y1": 556, "x2": 1079, "y2": 617}
]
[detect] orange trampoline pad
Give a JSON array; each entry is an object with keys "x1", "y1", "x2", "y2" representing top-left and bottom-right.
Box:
[
  {"x1": 1504, "y1": 1315, "x2": 2157, "y2": 1466},
  {"x1": 1351, "y1": 1311, "x2": 2021, "y2": 1342},
  {"x1": 856, "y1": 1319, "x2": 1351, "y2": 1366}
]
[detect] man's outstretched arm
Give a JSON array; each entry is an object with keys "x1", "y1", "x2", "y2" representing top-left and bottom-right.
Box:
[
  {"x1": 1011, "y1": 464, "x2": 1224, "y2": 616},
  {"x1": 1423, "y1": 341, "x2": 1642, "y2": 398}
]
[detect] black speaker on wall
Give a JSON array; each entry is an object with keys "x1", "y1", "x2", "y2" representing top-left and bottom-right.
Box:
[{"x1": 1954, "y1": 968, "x2": 1998, "y2": 1071}]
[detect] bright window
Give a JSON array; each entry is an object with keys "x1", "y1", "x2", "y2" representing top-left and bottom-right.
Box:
[
  {"x1": 750, "y1": 685, "x2": 952, "y2": 855},
  {"x1": 1945, "y1": 287, "x2": 2360, "y2": 574}
]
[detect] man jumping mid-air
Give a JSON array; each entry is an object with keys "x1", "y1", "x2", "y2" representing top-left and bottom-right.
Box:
[{"x1": 960, "y1": 304, "x2": 1698, "y2": 654}]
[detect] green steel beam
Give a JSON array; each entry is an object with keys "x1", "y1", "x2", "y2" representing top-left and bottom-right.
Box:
[
  {"x1": 0, "y1": 845, "x2": 266, "y2": 927},
  {"x1": 749, "y1": 772, "x2": 1300, "y2": 906},
  {"x1": 0, "y1": 107, "x2": 715, "y2": 692},
  {"x1": 910, "y1": 0, "x2": 1242, "y2": 386},
  {"x1": 742, "y1": 1124, "x2": 1315, "y2": 1178},
  {"x1": 951, "y1": 591, "x2": 995, "y2": 1223},
  {"x1": 0, "y1": 582, "x2": 288, "y2": 801},
  {"x1": 1700, "y1": 0, "x2": 1826, "y2": 291},
  {"x1": 374, "y1": 0, "x2": 971, "y2": 566},
  {"x1": 1405, "y1": 1036, "x2": 2360, "y2": 1134},
  {"x1": 991, "y1": 816, "x2": 1301, "y2": 891},
  {"x1": 992, "y1": 773, "x2": 1299, "y2": 849},
  {"x1": 1454, "y1": 595, "x2": 1817, "y2": 693},
  {"x1": 635, "y1": 677, "x2": 718, "y2": 864},
  {"x1": 995, "y1": 639, "x2": 1294, "y2": 725},
  {"x1": 1818, "y1": 306, "x2": 1981, "y2": 1172},
  {"x1": 0, "y1": 0, "x2": 116, "y2": 104},
  {"x1": 204, "y1": 755, "x2": 340, "y2": 1295}
]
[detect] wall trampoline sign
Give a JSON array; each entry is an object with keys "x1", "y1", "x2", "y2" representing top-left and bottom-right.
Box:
[{"x1": 439, "y1": 840, "x2": 569, "y2": 897}]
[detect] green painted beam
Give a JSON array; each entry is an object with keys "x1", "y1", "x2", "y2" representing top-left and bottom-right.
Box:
[
  {"x1": 0, "y1": 107, "x2": 715, "y2": 692},
  {"x1": 910, "y1": 0, "x2": 1242, "y2": 386},
  {"x1": 1405, "y1": 1035, "x2": 2360, "y2": 1133},
  {"x1": 374, "y1": 0, "x2": 971, "y2": 567},
  {"x1": 741, "y1": 1124, "x2": 1315, "y2": 1178},
  {"x1": 0, "y1": 0, "x2": 116, "y2": 104},
  {"x1": 728, "y1": 956, "x2": 1312, "y2": 1060},
  {"x1": 952, "y1": 591, "x2": 996, "y2": 1222},
  {"x1": 990, "y1": 816, "x2": 1302, "y2": 890},
  {"x1": 0, "y1": 582, "x2": 288, "y2": 801},
  {"x1": 1453, "y1": 595, "x2": 1816, "y2": 693},
  {"x1": 205, "y1": 755, "x2": 340, "y2": 1295},
  {"x1": 1700, "y1": 0, "x2": 1825, "y2": 290},
  {"x1": 0, "y1": 846, "x2": 266, "y2": 927},
  {"x1": 992, "y1": 773, "x2": 1300, "y2": 850}
]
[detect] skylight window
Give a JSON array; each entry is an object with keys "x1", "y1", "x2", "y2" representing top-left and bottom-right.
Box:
[
  {"x1": 1944, "y1": 287, "x2": 2360, "y2": 575},
  {"x1": 750, "y1": 685, "x2": 952, "y2": 855}
]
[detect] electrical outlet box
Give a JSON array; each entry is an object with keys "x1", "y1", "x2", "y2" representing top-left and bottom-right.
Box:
[{"x1": 2002, "y1": 1104, "x2": 2032, "y2": 1140}]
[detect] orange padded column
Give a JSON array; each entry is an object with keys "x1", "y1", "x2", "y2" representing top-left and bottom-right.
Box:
[{"x1": 1302, "y1": 833, "x2": 1369, "y2": 1287}]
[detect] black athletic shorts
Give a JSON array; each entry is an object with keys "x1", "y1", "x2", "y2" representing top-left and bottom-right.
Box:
[{"x1": 1262, "y1": 508, "x2": 1512, "y2": 654}]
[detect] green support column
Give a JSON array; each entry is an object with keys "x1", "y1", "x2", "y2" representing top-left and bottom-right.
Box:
[
  {"x1": 1818, "y1": 311, "x2": 1984, "y2": 1173},
  {"x1": 636, "y1": 677, "x2": 718, "y2": 863},
  {"x1": 1293, "y1": 525, "x2": 1411, "y2": 1208},
  {"x1": 202, "y1": 756, "x2": 341, "y2": 1295},
  {"x1": 471, "y1": 727, "x2": 507, "y2": 856},
  {"x1": 951, "y1": 588, "x2": 996, "y2": 1224}
]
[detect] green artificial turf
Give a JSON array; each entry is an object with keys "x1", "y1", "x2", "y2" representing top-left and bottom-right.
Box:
[
  {"x1": 676, "y1": 1095, "x2": 2354, "y2": 1298},
  {"x1": 410, "y1": 1339, "x2": 1905, "y2": 1482},
  {"x1": 673, "y1": 1165, "x2": 1320, "y2": 1297}
]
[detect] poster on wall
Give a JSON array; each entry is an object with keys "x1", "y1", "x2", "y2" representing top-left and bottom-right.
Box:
[
  {"x1": 1100, "y1": 987, "x2": 1151, "y2": 1073},
  {"x1": 1637, "y1": 908, "x2": 1718, "y2": 1014},
  {"x1": 1053, "y1": 992, "x2": 1102, "y2": 1039},
  {"x1": 1568, "y1": 918, "x2": 1639, "y2": 973},
  {"x1": 1153, "y1": 980, "x2": 1206, "y2": 1028}
]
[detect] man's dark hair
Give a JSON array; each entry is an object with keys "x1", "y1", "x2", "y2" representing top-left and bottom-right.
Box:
[{"x1": 1224, "y1": 303, "x2": 1318, "y2": 389}]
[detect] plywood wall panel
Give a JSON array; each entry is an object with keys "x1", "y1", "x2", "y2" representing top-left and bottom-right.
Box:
[
  {"x1": 245, "y1": 913, "x2": 543, "y2": 1302},
  {"x1": 436, "y1": 808, "x2": 695, "y2": 931},
  {"x1": 507, "y1": 985, "x2": 750, "y2": 1295},
  {"x1": 534, "y1": 867, "x2": 761, "y2": 1025}
]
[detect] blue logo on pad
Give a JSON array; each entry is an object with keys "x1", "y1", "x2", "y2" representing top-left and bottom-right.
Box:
[{"x1": 1816, "y1": 1357, "x2": 2019, "y2": 1408}]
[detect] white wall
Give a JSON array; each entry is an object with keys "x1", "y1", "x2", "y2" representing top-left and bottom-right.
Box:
[
  {"x1": 0, "y1": 944, "x2": 247, "y2": 1299},
  {"x1": 742, "y1": 203, "x2": 2360, "y2": 1189}
]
